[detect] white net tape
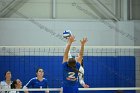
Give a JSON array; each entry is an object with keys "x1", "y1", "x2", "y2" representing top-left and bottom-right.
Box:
[{"x1": 1, "y1": 87, "x2": 140, "y2": 91}]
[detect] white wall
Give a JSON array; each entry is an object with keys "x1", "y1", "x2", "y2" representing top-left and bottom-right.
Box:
[
  {"x1": 134, "y1": 20, "x2": 140, "y2": 46},
  {"x1": 0, "y1": 19, "x2": 134, "y2": 46},
  {"x1": 0, "y1": 18, "x2": 139, "y2": 89},
  {"x1": 134, "y1": 20, "x2": 140, "y2": 88},
  {"x1": 117, "y1": 21, "x2": 134, "y2": 45}
]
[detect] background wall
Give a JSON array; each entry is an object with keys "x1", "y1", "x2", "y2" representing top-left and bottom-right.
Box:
[
  {"x1": 0, "y1": 56, "x2": 135, "y2": 93},
  {"x1": 134, "y1": 20, "x2": 140, "y2": 88},
  {"x1": 0, "y1": 19, "x2": 135, "y2": 46},
  {"x1": 0, "y1": 0, "x2": 140, "y2": 92}
]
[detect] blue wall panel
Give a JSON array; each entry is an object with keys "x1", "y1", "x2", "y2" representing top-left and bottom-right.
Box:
[{"x1": 0, "y1": 56, "x2": 135, "y2": 93}]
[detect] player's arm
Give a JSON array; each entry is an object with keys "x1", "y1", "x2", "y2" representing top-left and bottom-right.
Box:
[
  {"x1": 45, "y1": 87, "x2": 49, "y2": 93},
  {"x1": 63, "y1": 35, "x2": 75, "y2": 63},
  {"x1": 45, "y1": 91, "x2": 49, "y2": 93},
  {"x1": 23, "y1": 86, "x2": 29, "y2": 93},
  {"x1": 79, "y1": 74, "x2": 86, "y2": 87},
  {"x1": 45, "y1": 80, "x2": 49, "y2": 93},
  {"x1": 79, "y1": 66, "x2": 89, "y2": 88},
  {"x1": 0, "y1": 83, "x2": 2, "y2": 93},
  {"x1": 79, "y1": 67, "x2": 85, "y2": 86},
  {"x1": 77, "y1": 37, "x2": 87, "y2": 64},
  {"x1": 0, "y1": 82, "x2": 2, "y2": 89},
  {"x1": 79, "y1": 69, "x2": 89, "y2": 88},
  {"x1": 23, "y1": 78, "x2": 33, "y2": 93}
]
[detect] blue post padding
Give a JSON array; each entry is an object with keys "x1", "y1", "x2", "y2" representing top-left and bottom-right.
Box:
[{"x1": 0, "y1": 56, "x2": 135, "y2": 93}]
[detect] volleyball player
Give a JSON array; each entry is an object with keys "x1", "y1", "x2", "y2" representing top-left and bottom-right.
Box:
[
  {"x1": 66, "y1": 36, "x2": 89, "y2": 88},
  {"x1": 0, "y1": 71, "x2": 12, "y2": 93},
  {"x1": 77, "y1": 58, "x2": 89, "y2": 88},
  {"x1": 68, "y1": 50, "x2": 89, "y2": 88},
  {"x1": 62, "y1": 35, "x2": 87, "y2": 93},
  {"x1": 68, "y1": 51, "x2": 89, "y2": 88},
  {"x1": 23, "y1": 68, "x2": 49, "y2": 93},
  {"x1": 10, "y1": 79, "x2": 22, "y2": 93}
]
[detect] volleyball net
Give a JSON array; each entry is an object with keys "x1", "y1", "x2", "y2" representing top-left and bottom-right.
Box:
[
  {"x1": 0, "y1": 46, "x2": 140, "y2": 93},
  {"x1": 0, "y1": 87, "x2": 140, "y2": 92}
]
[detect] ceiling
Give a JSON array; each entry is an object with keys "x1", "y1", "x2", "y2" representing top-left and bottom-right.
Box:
[{"x1": 0, "y1": 0, "x2": 140, "y2": 20}]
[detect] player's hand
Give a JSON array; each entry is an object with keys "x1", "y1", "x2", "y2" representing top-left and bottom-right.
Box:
[
  {"x1": 68, "y1": 35, "x2": 75, "y2": 44},
  {"x1": 80, "y1": 37, "x2": 87, "y2": 45},
  {"x1": 83, "y1": 84, "x2": 89, "y2": 88}
]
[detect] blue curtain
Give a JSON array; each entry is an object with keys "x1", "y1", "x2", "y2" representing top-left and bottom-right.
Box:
[{"x1": 0, "y1": 56, "x2": 135, "y2": 93}]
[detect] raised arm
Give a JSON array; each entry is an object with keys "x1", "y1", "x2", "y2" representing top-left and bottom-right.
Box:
[
  {"x1": 63, "y1": 35, "x2": 75, "y2": 63},
  {"x1": 77, "y1": 37, "x2": 87, "y2": 64}
]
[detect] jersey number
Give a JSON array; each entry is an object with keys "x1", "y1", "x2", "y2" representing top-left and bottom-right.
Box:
[{"x1": 68, "y1": 72, "x2": 75, "y2": 78}]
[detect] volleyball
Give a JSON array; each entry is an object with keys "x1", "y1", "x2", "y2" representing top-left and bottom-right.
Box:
[{"x1": 63, "y1": 30, "x2": 72, "y2": 39}]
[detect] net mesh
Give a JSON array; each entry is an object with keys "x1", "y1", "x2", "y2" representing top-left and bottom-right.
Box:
[{"x1": 0, "y1": 46, "x2": 140, "y2": 93}]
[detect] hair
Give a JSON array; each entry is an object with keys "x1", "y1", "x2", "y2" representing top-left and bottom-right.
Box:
[
  {"x1": 36, "y1": 68, "x2": 43, "y2": 73},
  {"x1": 81, "y1": 59, "x2": 84, "y2": 67},
  {"x1": 11, "y1": 80, "x2": 17, "y2": 89},
  {"x1": 68, "y1": 58, "x2": 76, "y2": 67},
  {"x1": 4, "y1": 71, "x2": 11, "y2": 76},
  {"x1": 67, "y1": 58, "x2": 83, "y2": 75}
]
